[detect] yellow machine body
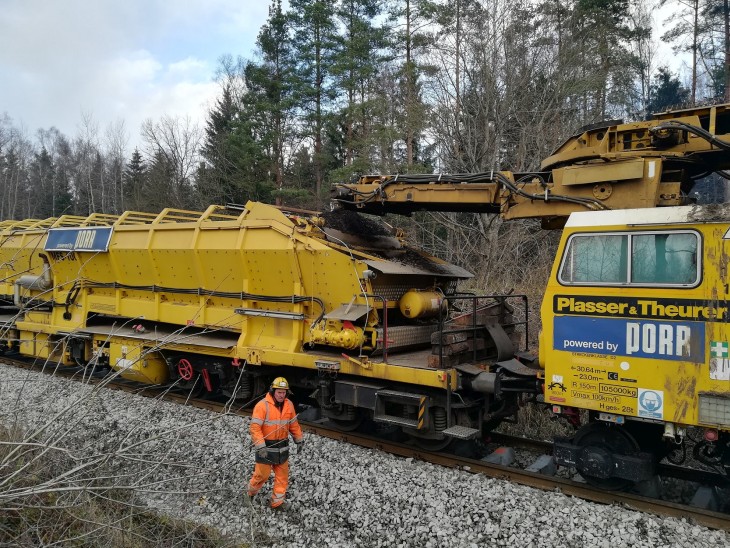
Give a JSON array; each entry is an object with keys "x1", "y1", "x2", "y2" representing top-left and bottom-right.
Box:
[
  {"x1": 3, "y1": 202, "x2": 470, "y2": 392},
  {"x1": 541, "y1": 205, "x2": 730, "y2": 432}
]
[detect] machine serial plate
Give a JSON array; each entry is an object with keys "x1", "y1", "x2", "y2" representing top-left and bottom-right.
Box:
[{"x1": 315, "y1": 360, "x2": 341, "y2": 371}]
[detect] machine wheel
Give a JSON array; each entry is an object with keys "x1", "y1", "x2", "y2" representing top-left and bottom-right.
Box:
[
  {"x1": 693, "y1": 440, "x2": 723, "y2": 465},
  {"x1": 329, "y1": 416, "x2": 364, "y2": 431},
  {"x1": 411, "y1": 435, "x2": 452, "y2": 452},
  {"x1": 180, "y1": 377, "x2": 205, "y2": 398},
  {"x1": 572, "y1": 422, "x2": 640, "y2": 490},
  {"x1": 328, "y1": 405, "x2": 364, "y2": 431}
]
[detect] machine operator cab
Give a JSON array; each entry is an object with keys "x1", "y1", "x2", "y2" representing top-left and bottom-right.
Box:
[{"x1": 540, "y1": 204, "x2": 730, "y2": 489}]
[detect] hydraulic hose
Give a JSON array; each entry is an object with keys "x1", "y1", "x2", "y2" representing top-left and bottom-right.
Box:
[{"x1": 650, "y1": 121, "x2": 730, "y2": 152}]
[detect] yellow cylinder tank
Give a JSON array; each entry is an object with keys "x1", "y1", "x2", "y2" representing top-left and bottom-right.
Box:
[{"x1": 399, "y1": 289, "x2": 446, "y2": 319}]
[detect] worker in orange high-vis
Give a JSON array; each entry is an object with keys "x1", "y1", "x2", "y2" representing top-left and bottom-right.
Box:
[{"x1": 246, "y1": 377, "x2": 304, "y2": 510}]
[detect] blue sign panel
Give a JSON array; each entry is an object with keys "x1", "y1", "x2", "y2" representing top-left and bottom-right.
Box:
[
  {"x1": 45, "y1": 227, "x2": 113, "y2": 252},
  {"x1": 553, "y1": 315, "x2": 705, "y2": 363},
  {"x1": 638, "y1": 389, "x2": 664, "y2": 419}
]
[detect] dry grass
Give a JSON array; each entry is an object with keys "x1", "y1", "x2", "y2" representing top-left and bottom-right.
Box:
[
  {"x1": 494, "y1": 402, "x2": 579, "y2": 441},
  {"x1": 0, "y1": 423, "x2": 239, "y2": 547}
]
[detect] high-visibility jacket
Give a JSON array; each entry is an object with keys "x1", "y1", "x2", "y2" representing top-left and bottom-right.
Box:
[{"x1": 250, "y1": 392, "x2": 303, "y2": 464}]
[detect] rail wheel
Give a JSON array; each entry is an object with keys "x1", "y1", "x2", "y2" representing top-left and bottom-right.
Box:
[
  {"x1": 411, "y1": 435, "x2": 452, "y2": 452},
  {"x1": 572, "y1": 422, "x2": 639, "y2": 490},
  {"x1": 328, "y1": 405, "x2": 364, "y2": 431}
]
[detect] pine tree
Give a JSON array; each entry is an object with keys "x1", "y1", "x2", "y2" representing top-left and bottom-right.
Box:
[
  {"x1": 647, "y1": 67, "x2": 690, "y2": 113},
  {"x1": 51, "y1": 132, "x2": 74, "y2": 216},
  {"x1": 331, "y1": 0, "x2": 387, "y2": 173},
  {"x1": 145, "y1": 151, "x2": 177, "y2": 212},
  {"x1": 28, "y1": 147, "x2": 55, "y2": 218},
  {"x1": 387, "y1": 0, "x2": 433, "y2": 169},
  {"x1": 223, "y1": 115, "x2": 274, "y2": 205},
  {"x1": 244, "y1": 0, "x2": 299, "y2": 204},
  {"x1": 572, "y1": 0, "x2": 645, "y2": 120},
  {"x1": 661, "y1": 0, "x2": 703, "y2": 103},
  {"x1": 698, "y1": 0, "x2": 730, "y2": 100},
  {"x1": 289, "y1": 0, "x2": 338, "y2": 202},
  {"x1": 200, "y1": 85, "x2": 241, "y2": 204},
  {"x1": 123, "y1": 148, "x2": 148, "y2": 211}
]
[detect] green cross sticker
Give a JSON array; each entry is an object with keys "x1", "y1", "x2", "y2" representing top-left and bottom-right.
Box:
[{"x1": 710, "y1": 341, "x2": 729, "y2": 358}]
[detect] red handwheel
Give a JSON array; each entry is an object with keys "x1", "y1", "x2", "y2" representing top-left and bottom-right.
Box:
[{"x1": 177, "y1": 358, "x2": 194, "y2": 381}]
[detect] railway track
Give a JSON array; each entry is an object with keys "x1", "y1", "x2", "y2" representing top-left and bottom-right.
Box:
[{"x1": 4, "y1": 356, "x2": 730, "y2": 532}]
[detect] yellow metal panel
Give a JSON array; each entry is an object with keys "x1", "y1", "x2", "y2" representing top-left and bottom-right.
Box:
[
  {"x1": 246, "y1": 347, "x2": 456, "y2": 390},
  {"x1": 106, "y1": 338, "x2": 169, "y2": 384},
  {"x1": 560, "y1": 159, "x2": 645, "y2": 186},
  {"x1": 542, "y1": 218, "x2": 730, "y2": 430},
  {"x1": 0, "y1": 231, "x2": 48, "y2": 299}
]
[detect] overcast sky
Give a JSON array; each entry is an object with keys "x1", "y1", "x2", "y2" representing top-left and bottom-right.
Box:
[
  {"x1": 0, "y1": 0, "x2": 268, "y2": 147},
  {"x1": 0, "y1": 1, "x2": 685, "y2": 151}
]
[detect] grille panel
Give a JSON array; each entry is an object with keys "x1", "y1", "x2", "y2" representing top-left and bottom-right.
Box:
[{"x1": 698, "y1": 393, "x2": 730, "y2": 427}]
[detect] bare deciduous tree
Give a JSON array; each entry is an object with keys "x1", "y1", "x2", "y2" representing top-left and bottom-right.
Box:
[{"x1": 141, "y1": 115, "x2": 202, "y2": 209}]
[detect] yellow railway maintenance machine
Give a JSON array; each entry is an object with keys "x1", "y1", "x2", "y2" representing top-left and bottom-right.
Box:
[
  {"x1": 331, "y1": 102, "x2": 730, "y2": 486},
  {"x1": 543, "y1": 205, "x2": 730, "y2": 489},
  {"x1": 2, "y1": 202, "x2": 528, "y2": 450},
  {"x1": 4, "y1": 102, "x2": 730, "y2": 487}
]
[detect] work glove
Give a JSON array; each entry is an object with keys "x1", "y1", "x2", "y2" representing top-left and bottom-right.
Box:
[
  {"x1": 295, "y1": 440, "x2": 305, "y2": 454},
  {"x1": 256, "y1": 447, "x2": 268, "y2": 460}
]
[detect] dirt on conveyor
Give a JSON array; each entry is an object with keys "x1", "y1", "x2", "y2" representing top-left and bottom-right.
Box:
[{"x1": 320, "y1": 209, "x2": 393, "y2": 238}]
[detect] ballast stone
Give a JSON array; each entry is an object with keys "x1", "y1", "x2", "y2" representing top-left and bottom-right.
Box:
[{"x1": 1, "y1": 365, "x2": 729, "y2": 547}]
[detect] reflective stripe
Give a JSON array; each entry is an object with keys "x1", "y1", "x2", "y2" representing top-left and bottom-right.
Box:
[
  {"x1": 262, "y1": 400, "x2": 297, "y2": 426},
  {"x1": 272, "y1": 493, "x2": 285, "y2": 502},
  {"x1": 251, "y1": 395, "x2": 303, "y2": 449}
]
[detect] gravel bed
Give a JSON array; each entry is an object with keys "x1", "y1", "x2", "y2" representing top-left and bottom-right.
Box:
[{"x1": 1, "y1": 365, "x2": 729, "y2": 547}]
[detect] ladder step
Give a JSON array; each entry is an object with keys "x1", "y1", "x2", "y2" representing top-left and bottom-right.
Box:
[
  {"x1": 442, "y1": 425, "x2": 480, "y2": 440},
  {"x1": 376, "y1": 389, "x2": 426, "y2": 402},
  {"x1": 373, "y1": 415, "x2": 419, "y2": 428}
]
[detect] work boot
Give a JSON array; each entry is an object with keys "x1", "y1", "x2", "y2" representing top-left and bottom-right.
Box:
[{"x1": 272, "y1": 501, "x2": 290, "y2": 511}]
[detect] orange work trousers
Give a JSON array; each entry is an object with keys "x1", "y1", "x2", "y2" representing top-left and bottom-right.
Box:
[{"x1": 247, "y1": 460, "x2": 289, "y2": 508}]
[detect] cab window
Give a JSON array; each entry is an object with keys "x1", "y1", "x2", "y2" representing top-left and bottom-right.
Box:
[
  {"x1": 559, "y1": 234, "x2": 627, "y2": 283},
  {"x1": 559, "y1": 231, "x2": 699, "y2": 286},
  {"x1": 631, "y1": 233, "x2": 697, "y2": 284}
]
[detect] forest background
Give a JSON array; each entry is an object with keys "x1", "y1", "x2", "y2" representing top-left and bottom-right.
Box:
[{"x1": 2, "y1": 0, "x2": 729, "y2": 294}]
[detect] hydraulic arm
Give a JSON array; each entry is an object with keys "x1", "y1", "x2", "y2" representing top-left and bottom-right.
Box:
[{"x1": 332, "y1": 103, "x2": 730, "y2": 223}]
